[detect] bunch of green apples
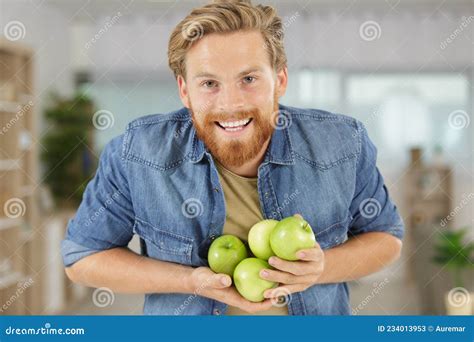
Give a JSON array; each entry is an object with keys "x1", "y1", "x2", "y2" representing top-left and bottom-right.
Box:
[{"x1": 207, "y1": 215, "x2": 316, "y2": 302}]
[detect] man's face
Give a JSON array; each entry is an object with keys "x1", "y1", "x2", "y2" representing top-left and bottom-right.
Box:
[{"x1": 177, "y1": 30, "x2": 287, "y2": 167}]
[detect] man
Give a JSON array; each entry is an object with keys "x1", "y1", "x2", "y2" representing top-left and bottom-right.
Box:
[{"x1": 62, "y1": 0, "x2": 404, "y2": 315}]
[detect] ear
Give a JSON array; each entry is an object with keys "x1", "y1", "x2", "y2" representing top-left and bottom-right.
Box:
[
  {"x1": 275, "y1": 66, "x2": 288, "y2": 98},
  {"x1": 177, "y1": 75, "x2": 190, "y2": 108}
]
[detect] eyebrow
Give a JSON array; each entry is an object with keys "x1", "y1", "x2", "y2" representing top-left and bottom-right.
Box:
[{"x1": 193, "y1": 66, "x2": 264, "y2": 80}]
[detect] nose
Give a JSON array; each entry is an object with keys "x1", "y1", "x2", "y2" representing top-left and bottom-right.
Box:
[{"x1": 216, "y1": 84, "x2": 245, "y2": 113}]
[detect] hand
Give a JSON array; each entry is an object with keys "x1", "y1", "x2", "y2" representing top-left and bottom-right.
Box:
[
  {"x1": 189, "y1": 266, "x2": 274, "y2": 313},
  {"x1": 260, "y1": 214, "x2": 325, "y2": 300}
]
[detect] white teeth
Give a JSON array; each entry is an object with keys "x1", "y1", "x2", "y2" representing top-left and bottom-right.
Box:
[
  {"x1": 225, "y1": 126, "x2": 244, "y2": 132},
  {"x1": 218, "y1": 118, "x2": 250, "y2": 128}
]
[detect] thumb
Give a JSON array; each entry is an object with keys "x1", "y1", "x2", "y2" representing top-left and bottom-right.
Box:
[{"x1": 210, "y1": 274, "x2": 232, "y2": 289}]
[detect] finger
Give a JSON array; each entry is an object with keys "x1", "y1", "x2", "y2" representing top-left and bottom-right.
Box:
[
  {"x1": 220, "y1": 286, "x2": 272, "y2": 310},
  {"x1": 295, "y1": 246, "x2": 324, "y2": 262},
  {"x1": 209, "y1": 273, "x2": 232, "y2": 289},
  {"x1": 240, "y1": 299, "x2": 274, "y2": 313},
  {"x1": 268, "y1": 256, "x2": 317, "y2": 276},
  {"x1": 208, "y1": 286, "x2": 273, "y2": 313},
  {"x1": 293, "y1": 213, "x2": 303, "y2": 219},
  {"x1": 260, "y1": 268, "x2": 313, "y2": 284},
  {"x1": 263, "y1": 285, "x2": 307, "y2": 299},
  {"x1": 226, "y1": 290, "x2": 274, "y2": 313}
]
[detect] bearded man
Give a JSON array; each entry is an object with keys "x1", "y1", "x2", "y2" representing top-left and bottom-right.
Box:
[{"x1": 62, "y1": 0, "x2": 404, "y2": 315}]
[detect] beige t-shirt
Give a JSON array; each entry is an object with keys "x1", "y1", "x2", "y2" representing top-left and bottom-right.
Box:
[{"x1": 215, "y1": 160, "x2": 288, "y2": 316}]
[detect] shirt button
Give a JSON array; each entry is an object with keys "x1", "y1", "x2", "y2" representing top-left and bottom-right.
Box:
[{"x1": 213, "y1": 309, "x2": 221, "y2": 315}]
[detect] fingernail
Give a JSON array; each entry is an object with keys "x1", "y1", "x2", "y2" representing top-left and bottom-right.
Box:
[
  {"x1": 220, "y1": 277, "x2": 230, "y2": 286},
  {"x1": 269, "y1": 257, "x2": 276, "y2": 265},
  {"x1": 264, "y1": 290, "x2": 271, "y2": 298},
  {"x1": 298, "y1": 252, "x2": 305, "y2": 258},
  {"x1": 260, "y1": 270, "x2": 269, "y2": 277}
]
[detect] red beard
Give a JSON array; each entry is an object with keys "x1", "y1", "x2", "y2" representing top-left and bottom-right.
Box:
[{"x1": 190, "y1": 93, "x2": 278, "y2": 168}]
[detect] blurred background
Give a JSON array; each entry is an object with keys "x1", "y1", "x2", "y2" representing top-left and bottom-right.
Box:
[{"x1": 0, "y1": 0, "x2": 472, "y2": 316}]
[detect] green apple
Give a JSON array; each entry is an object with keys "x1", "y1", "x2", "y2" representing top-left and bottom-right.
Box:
[
  {"x1": 270, "y1": 216, "x2": 316, "y2": 261},
  {"x1": 233, "y1": 258, "x2": 277, "y2": 302},
  {"x1": 248, "y1": 219, "x2": 279, "y2": 260},
  {"x1": 208, "y1": 235, "x2": 248, "y2": 276}
]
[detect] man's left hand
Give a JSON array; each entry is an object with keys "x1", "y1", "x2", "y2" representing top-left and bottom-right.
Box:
[{"x1": 260, "y1": 224, "x2": 325, "y2": 299}]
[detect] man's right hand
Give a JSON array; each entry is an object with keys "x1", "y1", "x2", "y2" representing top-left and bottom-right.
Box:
[
  {"x1": 189, "y1": 266, "x2": 274, "y2": 314},
  {"x1": 65, "y1": 248, "x2": 275, "y2": 314}
]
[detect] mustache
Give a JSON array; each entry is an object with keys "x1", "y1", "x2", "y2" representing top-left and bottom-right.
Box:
[{"x1": 199, "y1": 108, "x2": 261, "y2": 123}]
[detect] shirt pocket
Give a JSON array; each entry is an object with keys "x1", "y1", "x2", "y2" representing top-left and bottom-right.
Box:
[
  {"x1": 133, "y1": 217, "x2": 193, "y2": 265},
  {"x1": 313, "y1": 214, "x2": 351, "y2": 249}
]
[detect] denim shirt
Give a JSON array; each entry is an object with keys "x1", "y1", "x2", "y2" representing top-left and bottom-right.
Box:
[{"x1": 61, "y1": 103, "x2": 404, "y2": 315}]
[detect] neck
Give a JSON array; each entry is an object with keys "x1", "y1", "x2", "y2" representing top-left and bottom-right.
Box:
[{"x1": 218, "y1": 138, "x2": 270, "y2": 178}]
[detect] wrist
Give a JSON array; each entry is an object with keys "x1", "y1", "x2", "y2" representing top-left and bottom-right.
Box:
[
  {"x1": 307, "y1": 249, "x2": 325, "y2": 285},
  {"x1": 180, "y1": 266, "x2": 197, "y2": 294}
]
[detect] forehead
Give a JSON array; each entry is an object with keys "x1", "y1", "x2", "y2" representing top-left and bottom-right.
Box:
[{"x1": 185, "y1": 30, "x2": 272, "y2": 77}]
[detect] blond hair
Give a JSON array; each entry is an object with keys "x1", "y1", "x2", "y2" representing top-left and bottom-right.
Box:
[{"x1": 168, "y1": 0, "x2": 287, "y2": 80}]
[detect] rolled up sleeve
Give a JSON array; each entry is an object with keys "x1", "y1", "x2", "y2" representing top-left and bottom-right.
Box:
[
  {"x1": 61, "y1": 135, "x2": 135, "y2": 267},
  {"x1": 348, "y1": 122, "x2": 404, "y2": 240}
]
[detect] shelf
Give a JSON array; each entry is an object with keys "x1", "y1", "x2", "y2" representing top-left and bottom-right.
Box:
[
  {"x1": 0, "y1": 217, "x2": 22, "y2": 231},
  {"x1": 0, "y1": 272, "x2": 27, "y2": 290},
  {"x1": 0, "y1": 98, "x2": 33, "y2": 113},
  {"x1": 19, "y1": 184, "x2": 35, "y2": 197},
  {"x1": 0, "y1": 159, "x2": 21, "y2": 170},
  {"x1": 20, "y1": 229, "x2": 34, "y2": 243},
  {"x1": 18, "y1": 93, "x2": 34, "y2": 104},
  {"x1": 0, "y1": 39, "x2": 41, "y2": 315},
  {"x1": 19, "y1": 130, "x2": 33, "y2": 151},
  {"x1": 0, "y1": 38, "x2": 33, "y2": 56},
  {"x1": 0, "y1": 100, "x2": 22, "y2": 113}
]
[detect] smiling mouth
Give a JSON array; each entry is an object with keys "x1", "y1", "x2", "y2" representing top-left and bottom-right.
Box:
[{"x1": 215, "y1": 118, "x2": 253, "y2": 132}]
